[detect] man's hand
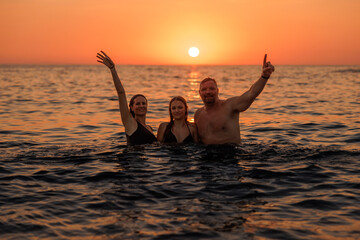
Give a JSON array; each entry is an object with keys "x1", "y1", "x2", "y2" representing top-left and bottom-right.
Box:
[{"x1": 262, "y1": 54, "x2": 275, "y2": 79}]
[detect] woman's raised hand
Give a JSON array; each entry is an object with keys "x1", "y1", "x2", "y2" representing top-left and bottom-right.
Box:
[{"x1": 97, "y1": 51, "x2": 115, "y2": 69}]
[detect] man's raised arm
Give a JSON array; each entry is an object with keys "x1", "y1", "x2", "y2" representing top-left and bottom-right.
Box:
[{"x1": 231, "y1": 54, "x2": 275, "y2": 112}]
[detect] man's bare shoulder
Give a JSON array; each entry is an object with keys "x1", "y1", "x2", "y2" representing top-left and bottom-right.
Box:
[
  {"x1": 224, "y1": 96, "x2": 241, "y2": 105},
  {"x1": 195, "y1": 107, "x2": 205, "y2": 113},
  {"x1": 194, "y1": 107, "x2": 205, "y2": 119},
  {"x1": 223, "y1": 96, "x2": 246, "y2": 113}
]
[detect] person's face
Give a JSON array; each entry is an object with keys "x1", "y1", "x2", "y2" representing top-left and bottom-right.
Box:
[
  {"x1": 131, "y1": 96, "x2": 147, "y2": 116},
  {"x1": 199, "y1": 81, "x2": 219, "y2": 105},
  {"x1": 170, "y1": 100, "x2": 186, "y2": 120}
]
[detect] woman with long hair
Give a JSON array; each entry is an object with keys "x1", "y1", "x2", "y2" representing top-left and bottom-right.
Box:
[
  {"x1": 97, "y1": 51, "x2": 156, "y2": 146},
  {"x1": 157, "y1": 96, "x2": 198, "y2": 144}
]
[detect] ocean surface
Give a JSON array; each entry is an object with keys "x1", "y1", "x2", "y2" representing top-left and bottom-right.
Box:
[{"x1": 0, "y1": 64, "x2": 359, "y2": 239}]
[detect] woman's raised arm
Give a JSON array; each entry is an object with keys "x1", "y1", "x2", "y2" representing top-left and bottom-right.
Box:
[{"x1": 97, "y1": 51, "x2": 137, "y2": 134}]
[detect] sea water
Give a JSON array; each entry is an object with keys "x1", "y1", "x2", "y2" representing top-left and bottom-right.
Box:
[{"x1": 0, "y1": 65, "x2": 359, "y2": 239}]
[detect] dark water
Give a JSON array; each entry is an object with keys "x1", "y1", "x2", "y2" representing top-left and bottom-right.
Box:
[{"x1": 0, "y1": 65, "x2": 359, "y2": 239}]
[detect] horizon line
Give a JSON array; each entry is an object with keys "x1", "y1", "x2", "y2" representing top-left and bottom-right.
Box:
[{"x1": 1, "y1": 63, "x2": 359, "y2": 67}]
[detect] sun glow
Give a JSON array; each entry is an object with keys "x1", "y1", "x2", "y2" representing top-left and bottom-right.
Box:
[{"x1": 188, "y1": 47, "x2": 199, "y2": 57}]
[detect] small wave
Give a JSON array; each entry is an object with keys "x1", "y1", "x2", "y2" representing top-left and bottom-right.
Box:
[
  {"x1": 319, "y1": 216, "x2": 349, "y2": 225},
  {"x1": 322, "y1": 123, "x2": 347, "y2": 129},
  {"x1": 84, "y1": 171, "x2": 127, "y2": 182},
  {"x1": 244, "y1": 168, "x2": 295, "y2": 179},
  {"x1": 294, "y1": 122, "x2": 320, "y2": 128},
  {"x1": 0, "y1": 222, "x2": 48, "y2": 235},
  {"x1": 292, "y1": 199, "x2": 341, "y2": 211},
  {"x1": 344, "y1": 133, "x2": 360, "y2": 143},
  {"x1": 76, "y1": 124, "x2": 100, "y2": 129},
  {"x1": 333, "y1": 68, "x2": 360, "y2": 73},
  {"x1": 0, "y1": 130, "x2": 21, "y2": 135},
  {"x1": 307, "y1": 149, "x2": 359, "y2": 160},
  {"x1": 258, "y1": 228, "x2": 297, "y2": 240},
  {"x1": 252, "y1": 127, "x2": 284, "y2": 132},
  {"x1": 0, "y1": 140, "x2": 39, "y2": 148},
  {"x1": 0, "y1": 175, "x2": 34, "y2": 182},
  {"x1": 43, "y1": 127, "x2": 69, "y2": 132}
]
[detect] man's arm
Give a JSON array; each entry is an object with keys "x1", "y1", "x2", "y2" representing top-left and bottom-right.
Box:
[
  {"x1": 194, "y1": 108, "x2": 201, "y2": 124},
  {"x1": 194, "y1": 108, "x2": 203, "y2": 143},
  {"x1": 230, "y1": 54, "x2": 275, "y2": 112}
]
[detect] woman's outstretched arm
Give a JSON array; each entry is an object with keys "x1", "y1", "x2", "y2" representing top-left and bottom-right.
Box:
[{"x1": 97, "y1": 51, "x2": 137, "y2": 135}]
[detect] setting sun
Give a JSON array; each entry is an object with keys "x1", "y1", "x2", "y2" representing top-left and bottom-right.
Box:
[
  {"x1": 188, "y1": 47, "x2": 199, "y2": 58},
  {"x1": 0, "y1": 1, "x2": 359, "y2": 65}
]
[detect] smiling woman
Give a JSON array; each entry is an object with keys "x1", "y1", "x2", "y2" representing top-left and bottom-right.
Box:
[
  {"x1": 188, "y1": 47, "x2": 199, "y2": 57},
  {"x1": 157, "y1": 96, "x2": 199, "y2": 144},
  {"x1": 96, "y1": 51, "x2": 157, "y2": 146}
]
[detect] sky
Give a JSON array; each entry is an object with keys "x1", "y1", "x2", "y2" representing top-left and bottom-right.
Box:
[{"x1": 0, "y1": 0, "x2": 359, "y2": 65}]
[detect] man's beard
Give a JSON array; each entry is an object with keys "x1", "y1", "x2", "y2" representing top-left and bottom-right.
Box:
[{"x1": 203, "y1": 95, "x2": 215, "y2": 104}]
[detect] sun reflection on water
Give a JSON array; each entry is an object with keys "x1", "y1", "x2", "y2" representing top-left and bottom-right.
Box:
[{"x1": 186, "y1": 68, "x2": 201, "y2": 102}]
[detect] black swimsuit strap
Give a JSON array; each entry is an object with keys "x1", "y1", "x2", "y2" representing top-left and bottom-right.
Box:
[
  {"x1": 126, "y1": 120, "x2": 157, "y2": 146},
  {"x1": 163, "y1": 121, "x2": 194, "y2": 144},
  {"x1": 185, "y1": 122, "x2": 193, "y2": 138}
]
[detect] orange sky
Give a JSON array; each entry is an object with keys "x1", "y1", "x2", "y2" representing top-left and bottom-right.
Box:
[{"x1": 0, "y1": 0, "x2": 359, "y2": 65}]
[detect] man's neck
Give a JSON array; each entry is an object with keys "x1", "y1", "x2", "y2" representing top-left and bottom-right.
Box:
[{"x1": 204, "y1": 99, "x2": 221, "y2": 111}]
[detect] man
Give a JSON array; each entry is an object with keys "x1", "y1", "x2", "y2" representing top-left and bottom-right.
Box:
[{"x1": 194, "y1": 54, "x2": 275, "y2": 144}]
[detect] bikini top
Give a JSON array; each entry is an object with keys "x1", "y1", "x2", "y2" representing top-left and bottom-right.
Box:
[
  {"x1": 126, "y1": 121, "x2": 157, "y2": 146},
  {"x1": 163, "y1": 123, "x2": 194, "y2": 144}
]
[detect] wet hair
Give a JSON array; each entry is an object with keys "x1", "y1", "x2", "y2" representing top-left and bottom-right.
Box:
[
  {"x1": 165, "y1": 96, "x2": 189, "y2": 134},
  {"x1": 129, "y1": 94, "x2": 147, "y2": 117},
  {"x1": 200, "y1": 77, "x2": 217, "y2": 89}
]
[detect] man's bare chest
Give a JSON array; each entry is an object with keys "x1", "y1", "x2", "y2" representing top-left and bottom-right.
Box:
[{"x1": 198, "y1": 109, "x2": 231, "y2": 132}]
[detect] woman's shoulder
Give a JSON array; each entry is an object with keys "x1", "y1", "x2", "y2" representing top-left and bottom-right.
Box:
[
  {"x1": 158, "y1": 122, "x2": 170, "y2": 131},
  {"x1": 147, "y1": 124, "x2": 154, "y2": 132},
  {"x1": 159, "y1": 122, "x2": 170, "y2": 127}
]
